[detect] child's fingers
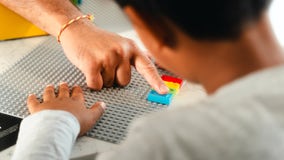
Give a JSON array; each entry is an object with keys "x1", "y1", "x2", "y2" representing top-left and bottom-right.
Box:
[
  {"x1": 78, "y1": 102, "x2": 106, "y2": 136},
  {"x1": 58, "y1": 82, "x2": 70, "y2": 98},
  {"x1": 43, "y1": 85, "x2": 55, "y2": 102},
  {"x1": 89, "y1": 102, "x2": 106, "y2": 120},
  {"x1": 71, "y1": 85, "x2": 84, "y2": 102},
  {"x1": 27, "y1": 94, "x2": 40, "y2": 113}
]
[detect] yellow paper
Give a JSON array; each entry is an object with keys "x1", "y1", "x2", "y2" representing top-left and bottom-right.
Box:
[{"x1": 0, "y1": 4, "x2": 47, "y2": 40}]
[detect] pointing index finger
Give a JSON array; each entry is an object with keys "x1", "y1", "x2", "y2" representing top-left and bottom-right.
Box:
[{"x1": 132, "y1": 51, "x2": 168, "y2": 94}]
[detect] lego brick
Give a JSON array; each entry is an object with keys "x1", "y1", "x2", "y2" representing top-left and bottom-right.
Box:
[
  {"x1": 145, "y1": 77, "x2": 183, "y2": 105},
  {"x1": 161, "y1": 75, "x2": 183, "y2": 85},
  {"x1": 146, "y1": 90, "x2": 173, "y2": 105},
  {"x1": 168, "y1": 87, "x2": 178, "y2": 95},
  {"x1": 164, "y1": 81, "x2": 180, "y2": 90}
]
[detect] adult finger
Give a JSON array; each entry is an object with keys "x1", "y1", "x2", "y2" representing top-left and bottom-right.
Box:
[
  {"x1": 43, "y1": 85, "x2": 55, "y2": 102},
  {"x1": 85, "y1": 69, "x2": 104, "y2": 90},
  {"x1": 102, "y1": 53, "x2": 120, "y2": 87},
  {"x1": 71, "y1": 85, "x2": 84, "y2": 102},
  {"x1": 27, "y1": 94, "x2": 40, "y2": 114},
  {"x1": 133, "y1": 52, "x2": 168, "y2": 94},
  {"x1": 58, "y1": 82, "x2": 70, "y2": 98},
  {"x1": 101, "y1": 66, "x2": 116, "y2": 88},
  {"x1": 115, "y1": 59, "x2": 131, "y2": 86}
]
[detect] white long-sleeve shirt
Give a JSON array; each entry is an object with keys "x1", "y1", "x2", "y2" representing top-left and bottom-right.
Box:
[
  {"x1": 12, "y1": 110, "x2": 80, "y2": 160},
  {"x1": 12, "y1": 64, "x2": 284, "y2": 160}
]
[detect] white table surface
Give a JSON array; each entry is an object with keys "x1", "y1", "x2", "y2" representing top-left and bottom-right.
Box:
[{"x1": 0, "y1": 0, "x2": 283, "y2": 159}]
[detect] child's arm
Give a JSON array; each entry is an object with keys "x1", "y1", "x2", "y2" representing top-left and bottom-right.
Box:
[
  {"x1": 12, "y1": 110, "x2": 80, "y2": 160},
  {"x1": 11, "y1": 83, "x2": 179, "y2": 160},
  {"x1": 12, "y1": 83, "x2": 106, "y2": 160}
]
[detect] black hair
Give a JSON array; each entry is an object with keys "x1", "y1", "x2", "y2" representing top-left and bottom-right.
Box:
[{"x1": 115, "y1": 0, "x2": 272, "y2": 46}]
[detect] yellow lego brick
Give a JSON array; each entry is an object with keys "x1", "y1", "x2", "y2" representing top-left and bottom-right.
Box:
[
  {"x1": 0, "y1": 4, "x2": 48, "y2": 40},
  {"x1": 164, "y1": 81, "x2": 180, "y2": 95}
]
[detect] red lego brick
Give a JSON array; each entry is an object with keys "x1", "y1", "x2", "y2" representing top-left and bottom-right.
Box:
[{"x1": 161, "y1": 75, "x2": 183, "y2": 85}]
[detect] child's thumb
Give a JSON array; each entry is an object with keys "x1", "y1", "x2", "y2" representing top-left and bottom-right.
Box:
[{"x1": 90, "y1": 101, "x2": 106, "y2": 119}]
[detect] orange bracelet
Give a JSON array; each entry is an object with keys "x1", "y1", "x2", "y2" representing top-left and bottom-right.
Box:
[{"x1": 57, "y1": 14, "x2": 94, "y2": 43}]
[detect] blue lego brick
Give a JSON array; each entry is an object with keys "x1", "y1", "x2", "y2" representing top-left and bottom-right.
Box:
[{"x1": 146, "y1": 89, "x2": 174, "y2": 105}]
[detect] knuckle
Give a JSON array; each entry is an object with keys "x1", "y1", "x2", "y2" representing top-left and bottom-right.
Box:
[
  {"x1": 104, "y1": 54, "x2": 120, "y2": 68},
  {"x1": 115, "y1": 45, "x2": 124, "y2": 54},
  {"x1": 127, "y1": 39, "x2": 136, "y2": 47}
]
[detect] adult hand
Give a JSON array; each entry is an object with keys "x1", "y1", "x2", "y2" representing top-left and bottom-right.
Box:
[
  {"x1": 60, "y1": 20, "x2": 168, "y2": 94},
  {"x1": 27, "y1": 83, "x2": 106, "y2": 136}
]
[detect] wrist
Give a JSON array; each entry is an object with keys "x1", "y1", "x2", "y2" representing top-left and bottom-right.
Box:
[{"x1": 57, "y1": 14, "x2": 95, "y2": 43}]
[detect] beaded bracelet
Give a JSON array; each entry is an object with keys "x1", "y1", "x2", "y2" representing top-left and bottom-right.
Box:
[{"x1": 57, "y1": 14, "x2": 94, "y2": 43}]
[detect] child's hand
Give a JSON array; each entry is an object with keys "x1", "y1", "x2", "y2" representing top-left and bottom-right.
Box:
[{"x1": 26, "y1": 82, "x2": 106, "y2": 136}]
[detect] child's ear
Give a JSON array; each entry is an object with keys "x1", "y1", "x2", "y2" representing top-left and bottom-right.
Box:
[{"x1": 123, "y1": 6, "x2": 170, "y2": 52}]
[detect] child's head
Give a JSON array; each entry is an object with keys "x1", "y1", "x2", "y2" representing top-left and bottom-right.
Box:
[
  {"x1": 116, "y1": 0, "x2": 271, "y2": 41},
  {"x1": 115, "y1": 0, "x2": 277, "y2": 93}
]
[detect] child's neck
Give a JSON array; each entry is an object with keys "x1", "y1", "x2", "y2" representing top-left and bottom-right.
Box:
[{"x1": 199, "y1": 14, "x2": 284, "y2": 94}]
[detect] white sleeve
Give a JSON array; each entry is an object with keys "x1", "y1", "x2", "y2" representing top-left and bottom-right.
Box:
[
  {"x1": 96, "y1": 117, "x2": 166, "y2": 160},
  {"x1": 12, "y1": 110, "x2": 80, "y2": 160}
]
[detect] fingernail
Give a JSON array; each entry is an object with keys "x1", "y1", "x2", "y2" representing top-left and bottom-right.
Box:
[
  {"x1": 28, "y1": 94, "x2": 34, "y2": 97},
  {"x1": 60, "y1": 82, "x2": 67, "y2": 85},
  {"x1": 73, "y1": 84, "x2": 80, "y2": 89},
  {"x1": 100, "y1": 102, "x2": 107, "y2": 111},
  {"x1": 159, "y1": 84, "x2": 169, "y2": 94},
  {"x1": 47, "y1": 84, "x2": 53, "y2": 87}
]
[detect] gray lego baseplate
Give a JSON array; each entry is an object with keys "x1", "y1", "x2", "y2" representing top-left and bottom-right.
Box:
[{"x1": 0, "y1": 38, "x2": 174, "y2": 144}]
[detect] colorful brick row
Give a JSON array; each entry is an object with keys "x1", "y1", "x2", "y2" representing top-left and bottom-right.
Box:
[{"x1": 146, "y1": 75, "x2": 183, "y2": 105}]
